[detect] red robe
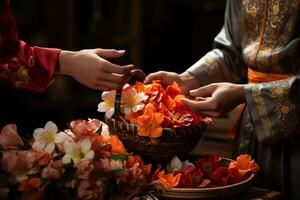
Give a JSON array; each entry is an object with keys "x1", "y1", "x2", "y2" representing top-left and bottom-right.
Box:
[{"x1": 0, "y1": 0, "x2": 61, "y2": 94}]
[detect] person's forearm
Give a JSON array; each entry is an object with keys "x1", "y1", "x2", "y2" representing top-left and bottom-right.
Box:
[{"x1": 55, "y1": 50, "x2": 76, "y2": 76}]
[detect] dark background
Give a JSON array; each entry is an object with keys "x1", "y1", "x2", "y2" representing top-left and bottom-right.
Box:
[{"x1": 1, "y1": 0, "x2": 226, "y2": 136}]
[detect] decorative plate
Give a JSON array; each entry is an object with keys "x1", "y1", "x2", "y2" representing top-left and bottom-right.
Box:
[{"x1": 155, "y1": 158, "x2": 255, "y2": 199}]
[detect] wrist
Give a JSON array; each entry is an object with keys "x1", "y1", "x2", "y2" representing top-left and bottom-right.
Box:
[
  {"x1": 56, "y1": 50, "x2": 76, "y2": 76},
  {"x1": 179, "y1": 72, "x2": 200, "y2": 90}
]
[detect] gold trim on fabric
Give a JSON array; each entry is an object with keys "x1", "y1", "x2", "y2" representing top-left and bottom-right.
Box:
[
  {"x1": 251, "y1": 84, "x2": 273, "y2": 138},
  {"x1": 0, "y1": 56, "x2": 30, "y2": 88}
]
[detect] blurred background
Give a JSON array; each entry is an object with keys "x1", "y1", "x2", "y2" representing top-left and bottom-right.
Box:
[{"x1": 1, "y1": 0, "x2": 235, "y2": 157}]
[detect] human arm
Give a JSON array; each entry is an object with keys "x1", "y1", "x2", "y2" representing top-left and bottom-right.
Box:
[
  {"x1": 0, "y1": 0, "x2": 133, "y2": 94},
  {"x1": 182, "y1": 76, "x2": 300, "y2": 146}
]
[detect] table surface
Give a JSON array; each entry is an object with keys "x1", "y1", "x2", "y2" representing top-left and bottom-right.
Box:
[{"x1": 142, "y1": 187, "x2": 281, "y2": 200}]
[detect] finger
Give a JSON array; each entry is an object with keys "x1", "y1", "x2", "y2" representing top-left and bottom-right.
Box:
[
  {"x1": 189, "y1": 84, "x2": 217, "y2": 97},
  {"x1": 103, "y1": 61, "x2": 134, "y2": 74},
  {"x1": 98, "y1": 72, "x2": 124, "y2": 83},
  {"x1": 94, "y1": 48, "x2": 126, "y2": 59},
  {"x1": 181, "y1": 98, "x2": 214, "y2": 112},
  {"x1": 144, "y1": 71, "x2": 167, "y2": 84}
]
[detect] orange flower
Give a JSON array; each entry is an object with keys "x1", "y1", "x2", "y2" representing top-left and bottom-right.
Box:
[
  {"x1": 165, "y1": 82, "x2": 182, "y2": 99},
  {"x1": 19, "y1": 178, "x2": 44, "y2": 200},
  {"x1": 229, "y1": 154, "x2": 260, "y2": 176},
  {"x1": 35, "y1": 151, "x2": 52, "y2": 166},
  {"x1": 125, "y1": 110, "x2": 142, "y2": 124},
  {"x1": 137, "y1": 103, "x2": 164, "y2": 138},
  {"x1": 127, "y1": 155, "x2": 143, "y2": 168},
  {"x1": 108, "y1": 135, "x2": 127, "y2": 154},
  {"x1": 157, "y1": 170, "x2": 181, "y2": 188}
]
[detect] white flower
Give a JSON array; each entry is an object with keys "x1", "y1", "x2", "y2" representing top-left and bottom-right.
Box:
[
  {"x1": 99, "y1": 158, "x2": 124, "y2": 172},
  {"x1": 121, "y1": 87, "x2": 148, "y2": 114},
  {"x1": 32, "y1": 121, "x2": 70, "y2": 153},
  {"x1": 97, "y1": 90, "x2": 116, "y2": 118},
  {"x1": 62, "y1": 138, "x2": 94, "y2": 166}
]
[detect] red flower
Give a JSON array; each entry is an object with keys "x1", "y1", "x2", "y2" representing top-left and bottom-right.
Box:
[
  {"x1": 194, "y1": 155, "x2": 221, "y2": 177},
  {"x1": 176, "y1": 165, "x2": 204, "y2": 188}
]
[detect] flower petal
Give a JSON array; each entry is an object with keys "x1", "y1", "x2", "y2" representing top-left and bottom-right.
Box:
[
  {"x1": 44, "y1": 121, "x2": 58, "y2": 134},
  {"x1": 81, "y1": 139, "x2": 91, "y2": 154},
  {"x1": 44, "y1": 143, "x2": 55, "y2": 153},
  {"x1": 33, "y1": 128, "x2": 44, "y2": 140},
  {"x1": 32, "y1": 141, "x2": 46, "y2": 151}
]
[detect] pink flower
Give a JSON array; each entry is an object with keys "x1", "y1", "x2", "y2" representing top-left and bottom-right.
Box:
[
  {"x1": 75, "y1": 159, "x2": 94, "y2": 180},
  {"x1": 98, "y1": 158, "x2": 124, "y2": 172},
  {"x1": 70, "y1": 119, "x2": 102, "y2": 140},
  {"x1": 2, "y1": 150, "x2": 38, "y2": 182},
  {"x1": 41, "y1": 160, "x2": 63, "y2": 179},
  {"x1": 77, "y1": 180, "x2": 105, "y2": 200},
  {"x1": 0, "y1": 124, "x2": 24, "y2": 150}
]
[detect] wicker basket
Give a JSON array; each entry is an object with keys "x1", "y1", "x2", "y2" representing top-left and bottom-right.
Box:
[{"x1": 105, "y1": 69, "x2": 207, "y2": 163}]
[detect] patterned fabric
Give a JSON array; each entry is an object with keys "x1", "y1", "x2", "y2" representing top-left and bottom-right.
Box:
[
  {"x1": 186, "y1": 1, "x2": 300, "y2": 199},
  {"x1": 0, "y1": 0, "x2": 61, "y2": 94}
]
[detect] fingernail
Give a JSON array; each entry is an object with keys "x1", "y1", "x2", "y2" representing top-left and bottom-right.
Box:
[
  {"x1": 127, "y1": 64, "x2": 134, "y2": 68},
  {"x1": 118, "y1": 50, "x2": 126, "y2": 53}
]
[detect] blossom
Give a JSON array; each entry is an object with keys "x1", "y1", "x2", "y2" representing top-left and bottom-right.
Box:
[
  {"x1": 228, "y1": 154, "x2": 259, "y2": 176},
  {"x1": 97, "y1": 90, "x2": 116, "y2": 118},
  {"x1": 2, "y1": 150, "x2": 38, "y2": 182},
  {"x1": 121, "y1": 86, "x2": 148, "y2": 114},
  {"x1": 32, "y1": 121, "x2": 68, "y2": 153},
  {"x1": 62, "y1": 138, "x2": 95, "y2": 166},
  {"x1": 35, "y1": 151, "x2": 52, "y2": 166},
  {"x1": 18, "y1": 178, "x2": 45, "y2": 200},
  {"x1": 75, "y1": 159, "x2": 94, "y2": 180},
  {"x1": 137, "y1": 103, "x2": 164, "y2": 138},
  {"x1": 70, "y1": 119, "x2": 102, "y2": 140},
  {"x1": 156, "y1": 170, "x2": 181, "y2": 188},
  {"x1": 77, "y1": 180, "x2": 105, "y2": 200},
  {"x1": 41, "y1": 160, "x2": 63, "y2": 179},
  {"x1": 98, "y1": 158, "x2": 125, "y2": 172},
  {"x1": 0, "y1": 124, "x2": 24, "y2": 150}
]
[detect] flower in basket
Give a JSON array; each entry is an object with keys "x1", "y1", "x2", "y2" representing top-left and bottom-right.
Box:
[
  {"x1": 97, "y1": 80, "x2": 212, "y2": 140},
  {"x1": 152, "y1": 154, "x2": 259, "y2": 189},
  {"x1": 0, "y1": 119, "x2": 152, "y2": 200}
]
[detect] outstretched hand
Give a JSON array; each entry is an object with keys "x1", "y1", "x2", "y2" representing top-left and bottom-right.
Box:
[
  {"x1": 181, "y1": 83, "x2": 246, "y2": 117},
  {"x1": 57, "y1": 48, "x2": 134, "y2": 90},
  {"x1": 144, "y1": 71, "x2": 200, "y2": 95}
]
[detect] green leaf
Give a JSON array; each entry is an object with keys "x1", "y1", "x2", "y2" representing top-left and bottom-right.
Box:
[
  {"x1": 109, "y1": 154, "x2": 128, "y2": 161},
  {"x1": 96, "y1": 125, "x2": 102, "y2": 135}
]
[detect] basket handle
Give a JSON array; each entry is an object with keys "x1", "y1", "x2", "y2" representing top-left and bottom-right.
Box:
[{"x1": 113, "y1": 69, "x2": 146, "y2": 118}]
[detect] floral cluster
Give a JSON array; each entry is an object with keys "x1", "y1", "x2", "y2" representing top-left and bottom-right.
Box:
[
  {"x1": 0, "y1": 119, "x2": 151, "y2": 200},
  {"x1": 153, "y1": 154, "x2": 259, "y2": 189},
  {"x1": 98, "y1": 80, "x2": 211, "y2": 139}
]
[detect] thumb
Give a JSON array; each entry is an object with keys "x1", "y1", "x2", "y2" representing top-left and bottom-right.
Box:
[
  {"x1": 95, "y1": 49, "x2": 126, "y2": 59},
  {"x1": 189, "y1": 84, "x2": 217, "y2": 97}
]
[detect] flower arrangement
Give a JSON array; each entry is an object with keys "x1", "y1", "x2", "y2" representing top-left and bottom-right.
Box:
[
  {"x1": 152, "y1": 154, "x2": 260, "y2": 189},
  {"x1": 98, "y1": 80, "x2": 211, "y2": 140},
  {"x1": 0, "y1": 119, "x2": 151, "y2": 200}
]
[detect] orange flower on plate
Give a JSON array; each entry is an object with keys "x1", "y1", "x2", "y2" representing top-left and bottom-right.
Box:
[
  {"x1": 137, "y1": 103, "x2": 164, "y2": 138},
  {"x1": 157, "y1": 170, "x2": 181, "y2": 188},
  {"x1": 228, "y1": 154, "x2": 260, "y2": 176}
]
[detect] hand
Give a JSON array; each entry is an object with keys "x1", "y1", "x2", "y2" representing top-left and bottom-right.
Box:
[
  {"x1": 144, "y1": 71, "x2": 200, "y2": 95},
  {"x1": 56, "y1": 48, "x2": 134, "y2": 90},
  {"x1": 181, "y1": 83, "x2": 246, "y2": 117}
]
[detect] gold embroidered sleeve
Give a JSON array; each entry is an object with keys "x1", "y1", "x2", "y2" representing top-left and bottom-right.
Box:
[{"x1": 245, "y1": 77, "x2": 299, "y2": 146}]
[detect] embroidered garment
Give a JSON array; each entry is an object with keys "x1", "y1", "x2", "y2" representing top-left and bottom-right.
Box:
[
  {"x1": 187, "y1": 0, "x2": 300, "y2": 199},
  {"x1": 0, "y1": 0, "x2": 60, "y2": 94}
]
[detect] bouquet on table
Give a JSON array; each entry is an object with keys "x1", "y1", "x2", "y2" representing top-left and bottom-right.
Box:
[{"x1": 0, "y1": 119, "x2": 151, "y2": 200}]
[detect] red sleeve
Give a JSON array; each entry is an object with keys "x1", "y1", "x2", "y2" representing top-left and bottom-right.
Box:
[{"x1": 0, "y1": 0, "x2": 61, "y2": 94}]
